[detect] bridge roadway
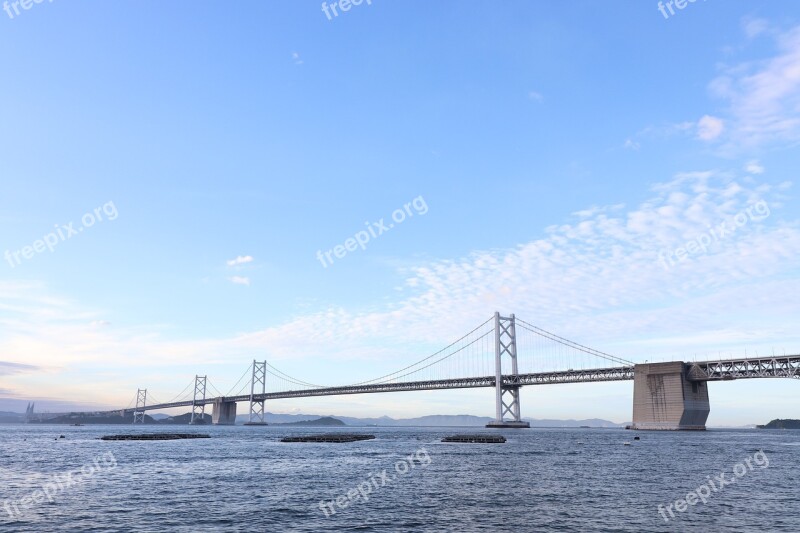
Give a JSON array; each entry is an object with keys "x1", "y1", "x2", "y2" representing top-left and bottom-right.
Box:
[
  {"x1": 118, "y1": 355, "x2": 800, "y2": 415},
  {"x1": 121, "y1": 366, "x2": 636, "y2": 414}
]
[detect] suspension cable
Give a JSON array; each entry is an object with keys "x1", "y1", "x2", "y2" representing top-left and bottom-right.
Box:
[
  {"x1": 225, "y1": 365, "x2": 253, "y2": 397},
  {"x1": 265, "y1": 361, "x2": 324, "y2": 388},
  {"x1": 369, "y1": 330, "x2": 494, "y2": 384},
  {"x1": 163, "y1": 379, "x2": 196, "y2": 405},
  {"x1": 348, "y1": 316, "x2": 494, "y2": 386},
  {"x1": 515, "y1": 319, "x2": 633, "y2": 366}
]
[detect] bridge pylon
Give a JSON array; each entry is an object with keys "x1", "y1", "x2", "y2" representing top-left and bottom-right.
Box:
[
  {"x1": 190, "y1": 375, "x2": 207, "y2": 424},
  {"x1": 244, "y1": 360, "x2": 267, "y2": 426},
  {"x1": 486, "y1": 312, "x2": 530, "y2": 429},
  {"x1": 133, "y1": 389, "x2": 147, "y2": 424}
]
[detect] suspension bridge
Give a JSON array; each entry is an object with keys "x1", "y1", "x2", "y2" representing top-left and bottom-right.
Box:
[{"x1": 47, "y1": 313, "x2": 800, "y2": 430}]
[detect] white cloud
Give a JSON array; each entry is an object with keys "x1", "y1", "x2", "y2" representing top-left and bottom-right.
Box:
[
  {"x1": 696, "y1": 115, "x2": 725, "y2": 141},
  {"x1": 528, "y1": 91, "x2": 544, "y2": 102},
  {"x1": 708, "y1": 25, "x2": 800, "y2": 150},
  {"x1": 623, "y1": 138, "x2": 640, "y2": 150},
  {"x1": 743, "y1": 17, "x2": 769, "y2": 40},
  {"x1": 226, "y1": 255, "x2": 253, "y2": 267},
  {"x1": 292, "y1": 52, "x2": 303, "y2": 65},
  {"x1": 225, "y1": 172, "x2": 800, "y2": 370},
  {"x1": 629, "y1": 25, "x2": 800, "y2": 153},
  {"x1": 229, "y1": 276, "x2": 250, "y2": 286},
  {"x1": 745, "y1": 160, "x2": 765, "y2": 174},
  {"x1": 623, "y1": 121, "x2": 705, "y2": 148},
  {"x1": 6, "y1": 171, "x2": 798, "y2": 373},
  {"x1": 1, "y1": 173, "x2": 798, "y2": 420}
]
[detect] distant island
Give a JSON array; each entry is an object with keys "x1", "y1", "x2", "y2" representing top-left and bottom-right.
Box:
[{"x1": 757, "y1": 419, "x2": 800, "y2": 429}]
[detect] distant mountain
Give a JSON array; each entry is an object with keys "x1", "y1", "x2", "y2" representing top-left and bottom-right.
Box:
[
  {"x1": 0, "y1": 411, "x2": 24, "y2": 423},
  {"x1": 757, "y1": 419, "x2": 800, "y2": 429},
  {"x1": 234, "y1": 412, "x2": 342, "y2": 425},
  {"x1": 522, "y1": 418, "x2": 625, "y2": 428},
  {"x1": 0, "y1": 407, "x2": 627, "y2": 428},
  {"x1": 234, "y1": 412, "x2": 623, "y2": 427},
  {"x1": 271, "y1": 417, "x2": 345, "y2": 427},
  {"x1": 30, "y1": 412, "x2": 158, "y2": 424},
  {"x1": 156, "y1": 413, "x2": 212, "y2": 425},
  {"x1": 25, "y1": 411, "x2": 214, "y2": 425}
]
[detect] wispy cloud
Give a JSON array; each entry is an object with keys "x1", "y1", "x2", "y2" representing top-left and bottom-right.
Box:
[
  {"x1": 229, "y1": 276, "x2": 250, "y2": 286},
  {"x1": 0, "y1": 361, "x2": 39, "y2": 376},
  {"x1": 696, "y1": 115, "x2": 725, "y2": 141},
  {"x1": 226, "y1": 255, "x2": 254, "y2": 267},
  {"x1": 528, "y1": 91, "x2": 544, "y2": 102},
  {"x1": 1, "y1": 174, "x2": 797, "y2": 405},
  {"x1": 708, "y1": 24, "x2": 800, "y2": 150},
  {"x1": 228, "y1": 170, "x2": 799, "y2": 378},
  {"x1": 626, "y1": 24, "x2": 800, "y2": 153},
  {"x1": 745, "y1": 160, "x2": 765, "y2": 175},
  {"x1": 743, "y1": 17, "x2": 770, "y2": 40},
  {"x1": 623, "y1": 139, "x2": 640, "y2": 150}
]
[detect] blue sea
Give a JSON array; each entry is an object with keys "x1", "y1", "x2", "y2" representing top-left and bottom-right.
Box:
[{"x1": 0, "y1": 425, "x2": 798, "y2": 532}]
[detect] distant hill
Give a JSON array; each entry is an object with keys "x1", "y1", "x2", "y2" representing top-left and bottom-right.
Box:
[
  {"x1": 26, "y1": 411, "x2": 216, "y2": 425},
  {"x1": 30, "y1": 412, "x2": 157, "y2": 424},
  {"x1": 522, "y1": 418, "x2": 625, "y2": 428},
  {"x1": 4, "y1": 409, "x2": 622, "y2": 428},
  {"x1": 0, "y1": 411, "x2": 24, "y2": 423},
  {"x1": 757, "y1": 419, "x2": 800, "y2": 429},
  {"x1": 156, "y1": 413, "x2": 212, "y2": 425},
  {"x1": 271, "y1": 417, "x2": 345, "y2": 427},
  {"x1": 235, "y1": 412, "x2": 623, "y2": 427}
]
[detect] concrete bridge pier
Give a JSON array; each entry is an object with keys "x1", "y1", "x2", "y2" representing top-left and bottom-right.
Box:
[
  {"x1": 212, "y1": 399, "x2": 237, "y2": 425},
  {"x1": 630, "y1": 362, "x2": 709, "y2": 430}
]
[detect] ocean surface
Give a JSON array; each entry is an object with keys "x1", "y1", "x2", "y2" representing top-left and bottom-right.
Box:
[{"x1": 0, "y1": 425, "x2": 798, "y2": 532}]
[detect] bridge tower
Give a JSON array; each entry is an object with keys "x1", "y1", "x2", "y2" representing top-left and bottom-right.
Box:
[
  {"x1": 133, "y1": 389, "x2": 147, "y2": 424},
  {"x1": 190, "y1": 375, "x2": 207, "y2": 424},
  {"x1": 245, "y1": 360, "x2": 267, "y2": 426},
  {"x1": 486, "y1": 312, "x2": 530, "y2": 428}
]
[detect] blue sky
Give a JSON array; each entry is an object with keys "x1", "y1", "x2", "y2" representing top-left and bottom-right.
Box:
[{"x1": 1, "y1": 1, "x2": 799, "y2": 425}]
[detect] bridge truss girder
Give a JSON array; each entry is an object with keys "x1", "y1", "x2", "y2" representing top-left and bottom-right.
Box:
[{"x1": 691, "y1": 357, "x2": 800, "y2": 381}]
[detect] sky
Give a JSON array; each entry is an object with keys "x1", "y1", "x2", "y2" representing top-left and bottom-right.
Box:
[{"x1": 1, "y1": 1, "x2": 799, "y2": 425}]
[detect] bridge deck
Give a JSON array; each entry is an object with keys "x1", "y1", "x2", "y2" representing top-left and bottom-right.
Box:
[
  {"x1": 125, "y1": 366, "x2": 635, "y2": 413},
  {"x1": 91, "y1": 355, "x2": 799, "y2": 416}
]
